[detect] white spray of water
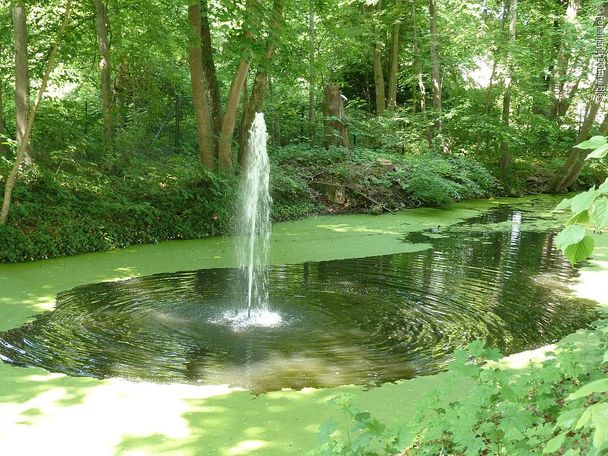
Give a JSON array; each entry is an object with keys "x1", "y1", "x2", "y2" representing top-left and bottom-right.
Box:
[{"x1": 235, "y1": 112, "x2": 275, "y2": 322}]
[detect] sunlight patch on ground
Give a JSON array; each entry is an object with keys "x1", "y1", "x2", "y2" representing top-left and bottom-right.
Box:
[
  {"x1": 226, "y1": 439, "x2": 268, "y2": 455},
  {"x1": 574, "y1": 259, "x2": 608, "y2": 306},
  {"x1": 493, "y1": 344, "x2": 557, "y2": 370},
  {"x1": 0, "y1": 375, "x2": 240, "y2": 456}
]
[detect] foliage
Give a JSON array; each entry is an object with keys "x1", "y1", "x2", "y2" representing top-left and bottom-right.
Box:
[
  {"x1": 554, "y1": 136, "x2": 608, "y2": 264},
  {"x1": 271, "y1": 144, "x2": 498, "y2": 212},
  {"x1": 310, "y1": 393, "x2": 406, "y2": 456},
  {"x1": 0, "y1": 155, "x2": 236, "y2": 263},
  {"x1": 313, "y1": 317, "x2": 608, "y2": 455}
]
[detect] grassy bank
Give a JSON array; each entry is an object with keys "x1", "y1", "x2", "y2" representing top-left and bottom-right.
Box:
[{"x1": 1, "y1": 146, "x2": 500, "y2": 263}]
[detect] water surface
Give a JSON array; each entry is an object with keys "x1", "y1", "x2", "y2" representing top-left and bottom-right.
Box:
[{"x1": 0, "y1": 201, "x2": 599, "y2": 392}]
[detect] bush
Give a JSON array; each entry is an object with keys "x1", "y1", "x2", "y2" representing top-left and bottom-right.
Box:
[
  {"x1": 312, "y1": 316, "x2": 608, "y2": 455},
  {"x1": 0, "y1": 155, "x2": 235, "y2": 263}
]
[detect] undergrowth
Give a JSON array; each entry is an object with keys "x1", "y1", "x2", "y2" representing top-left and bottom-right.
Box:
[
  {"x1": 311, "y1": 317, "x2": 608, "y2": 456},
  {"x1": 0, "y1": 144, "x2": 500, "y2": 262}
]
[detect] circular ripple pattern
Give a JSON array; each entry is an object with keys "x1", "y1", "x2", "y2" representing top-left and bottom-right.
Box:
[{"x1": 0, "y1": 205, "x2": 600, "y2": 392}]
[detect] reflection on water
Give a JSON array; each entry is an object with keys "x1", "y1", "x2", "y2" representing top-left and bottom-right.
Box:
[{"x1": 0, "y1": 202, "x2": 600, "y2": 392}]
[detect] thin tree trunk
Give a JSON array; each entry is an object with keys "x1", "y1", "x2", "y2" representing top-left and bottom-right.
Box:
[
  {"x1": 187, "y1": 2, "x2": 214, "y2": 169},
  {"x1": 323, "y1": 84, "x2": 349, "y2": 149},
  {"x1": 599, "y1": 114, "x2": 608, "y2": 136},
  {"x1": 200, "y1": 0, "x2": 223, "y2": 145},
  {"x1": 1, "y1": 0, "x2": 73, "y2": 225},
  {"x1": 474, "y1": 59, "x2": 498, "y2": 155},
  {"x1": 372, "y1": 1, "x2": 386, "y2": 115},
  {"x1": 114, "y1": 58, "x2": 127, "y2": 129},
  {"x1": 387, "y1": 0, "x2": 401, "y2": 112},
  {"x1": 0, "y1": 83, "x2": 7, "y2": 156},
  {"x1": 12, "y1": 1, "x2": 32, "y2": 164},
  {"x1": 308, "y1": 0, "x2": 315, "y2": 143},
  {"x1": 93, "y1": 0, "x2": 113, "y2": 150},
  {"x1": 429, "y1": 0, "x2": 446, "y2": 152},
  {"x1": 218, "y1": 60, "x2": 249, "y2": 171},
  {"x1": 411, "y1": 0, "x2": 431, "y2": 147},
  {"x1": 238, "y1": 0, "x2": 284, "y2": 167},
  {"x1": 549, "y1": 73, "x2": 608, "y2": 192},
  {"x1": 547, "y1": 0, "x2": 582, "y2": 119},
  {"x1": 499, "y1": 0, "x2": 517, "y2": 170}
]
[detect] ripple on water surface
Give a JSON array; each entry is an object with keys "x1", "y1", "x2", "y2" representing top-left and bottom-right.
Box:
[{"x1": 0, "y1": 202, "x2": 601, "y2": 393}]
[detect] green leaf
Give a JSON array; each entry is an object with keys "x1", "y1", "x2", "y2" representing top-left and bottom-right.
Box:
[
  {"x1": 591, "y1": 198, "x2": 608, "y2": 230},
  {"x1": 563, "y1": 236, "x2": 594, "y2": 264},
  {"x1": 555, "y1": 225, "x2": 587, "y2": 251},
  {"x1": 567, "y1": 379, "x2": 608, "y2": 400},
  {"x1": 586, "y1": 143, "x2": 608, "y2": 160},
  {"x1": 576, "y1": 136, "x2": 607, "y2": 149},
  {"x1": 543, "y1": 432, "x2": 566, "y2": 454},
  {"x1": 554, "y1": 197, "x2": 572, "y2": 212},
  {"x1": 316, "y1": 420, "x2": 338, "y2": 444},
  {"x1": 566, "y1": 210, "x2": 590, "y2": 226},
  {"x1": 556, "y1": 407, "x2": 584, "y2": 429},
  {"x1": 599, "y1": 178, "x2": 608, "y2": 195},
  {"x1": 571, "y1": 187, "x2": 598, "y2": 213},
  {"x1": 591, "y1": 403, "x2": 608, "y2": 450}
]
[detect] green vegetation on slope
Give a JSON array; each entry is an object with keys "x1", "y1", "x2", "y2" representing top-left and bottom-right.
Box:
[{"x1": 0, "y1": 147, "x2": 499, "y2": 263}]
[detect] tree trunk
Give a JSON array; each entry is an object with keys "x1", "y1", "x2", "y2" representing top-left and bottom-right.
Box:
[
  {"x1": 0, "y1": 83, "x2": 8, "y2": 156},
  {"x1": 93, "y1": 0, "x2": 113, "y2": 150},
  {"x1": 549, "y1": 72, "x2": 608, "y2": 192},
  {"x1": 308, "y1": 0, "x2": 315, "y2": 143},
  {"x1": 1, "y1": 0, "x2": 73, "y2": 225},
  {"x1": 547, "y1": 0, "x2": 582, "y2": 119},
  {"x1": 428, "y1": 0, "x2": 446, "y2": 152},
  {"x1": 187, "y1": 2, "x2": 215, "y2": 169},
  {"x1": 200, "y1": 0, "x2": 223, "y2": 144},
  {"x1": 499, "y1": 0, "x2": 517, "y2": 170},
  {"x1": 114, "y1": 58, "x2": 127, "y2": 129},
  {"x1": 12, "y1": 1, "x2": 32, "y2": 164},
  {"x1": 217, "y1": 60, "x2": 249, "y2": 171},
  {"x1": 599, "y1": 114, "x2": 608, "y2": 136},
  {"x1": 411, "y1": 0, "x2": 431, "y2": 147},
  {"x1": 238, "y1": 0, "x2": 284, "y2": 167},
  {"x1": 372, "y1": 1, "x2": 386, "y2": 115},
  {"x1": 387, "y1": 0, "x2": 401, "y2": 112},
  {"x1": 322, "y1": 84, "x2": 349, "y2": 149}
]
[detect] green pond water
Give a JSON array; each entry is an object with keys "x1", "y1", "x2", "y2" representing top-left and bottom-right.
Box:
[{"x1": 0, "y1": 198, "x2": 600, "y2": 393}]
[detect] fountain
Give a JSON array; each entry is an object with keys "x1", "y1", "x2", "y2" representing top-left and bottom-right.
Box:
[{"x1": 214, "y1": 112, "x2": 281, "y2": 329}]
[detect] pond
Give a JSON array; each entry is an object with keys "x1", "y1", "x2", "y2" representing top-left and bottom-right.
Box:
[{"x1": 0, "y1": 199, "x2": 599, "y2": 393}]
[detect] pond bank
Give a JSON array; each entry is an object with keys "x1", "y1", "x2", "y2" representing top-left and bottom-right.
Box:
[{"x1": 0, "y1": 195, "x2": 604, "y2": 455}]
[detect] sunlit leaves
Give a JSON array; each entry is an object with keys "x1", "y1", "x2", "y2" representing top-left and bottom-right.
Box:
[
  {"x1": 576, "y1": 136, "x2": 607, "y2": 150},
  {"x1": 570, "y1": 187, "x2": 598, "y2": 213},
  {"x1": 585, "y1": 143, "x2": 608, "y2": 160},
  {"x1": 567, "y1": 379, "x2": 608, "y2": 401},
  {"x1": 555, "y1": 224, "x2": 586, "y2": 251}
]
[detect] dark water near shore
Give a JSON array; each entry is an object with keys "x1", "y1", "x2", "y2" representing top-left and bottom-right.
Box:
[{"x1": 0, "y1": 201, "x2": 599, "y2": 392}]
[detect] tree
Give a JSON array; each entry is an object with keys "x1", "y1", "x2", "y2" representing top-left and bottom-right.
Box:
[
  {"x1": 93, "y1": 0, "x2": 113, "y2": 149},
  {"x1": 187, "y1": 2, "x2": 214, "y2": 169},
  {"x1": 428, "y1": 0, "x2": 446, "y2": 152},
  {"x1": 200, "y1": 0, "x2": 223, "y2": 143},
  {"x1": 549, "y1": 69, "x2": 608, "y2": 193},
  {"x1": 1, "y1": 0, "x2": 73, "y2": 225},
  {"x1": 372, "y1": 1, "x2": 386, "y2": 115},
  {"x1": 387, "y1": 0, "x2": 401, "y2": 112},
  {"x1": 308, "y1": 0, "x2": 315, "y2": 142},
  {"x1": 12, "y1": 1, "x2": 32, "y2": 165},
  {"x1": 0, "y1": 81, "x2": 7, "y2": 156},
  {"x1": 412, "y1": 0, "x2": 431, "y2": 146},
  {"x1": 499, "y1": 0, "x2": 517, "y2": 170},
  {"x1": 547, "y1": 0, "x2": 582, "y2": 119},
  {"x1": 322, "y1": 84, "x2": 349, "y2": 149},
  {"x1": 238, "y1": 0, "x2": 285, "y2": 167}
]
